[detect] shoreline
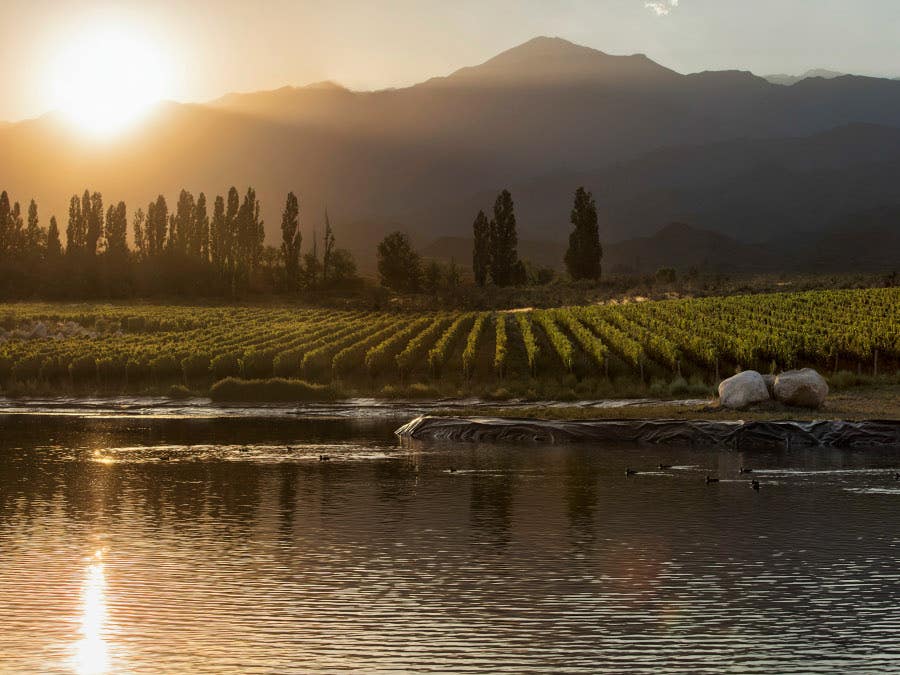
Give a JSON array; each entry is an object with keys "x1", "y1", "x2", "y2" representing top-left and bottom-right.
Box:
[
  {"x1": 396, "y1": 415, "x2": 900, "y2": 449},
  {"x1": 0, "y1": 384, "x2": 897, "y2": 421}
]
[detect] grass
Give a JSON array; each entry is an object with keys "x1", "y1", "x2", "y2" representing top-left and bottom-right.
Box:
[{"x1": 208, "y1": 377, "x2": 337, "y2": 402}]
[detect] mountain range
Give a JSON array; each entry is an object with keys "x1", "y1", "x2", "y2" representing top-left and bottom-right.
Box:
[{"x1": 1, "y1": 36, "x2": 898, "y2": 273}]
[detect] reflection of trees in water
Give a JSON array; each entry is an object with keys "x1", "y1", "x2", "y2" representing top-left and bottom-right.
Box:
[
  {"x1": 468, "y1": 451, "x2": 517, "y2": 547},
  {"x1": 277, "y1": 464, "x2": 299, "y2": 538},
  {"x1": 562, "y1": 450, "x2": 598, "y2": 545},
  {"x1": 372, "y1": 457, "x2": 419, "y2": 505}
]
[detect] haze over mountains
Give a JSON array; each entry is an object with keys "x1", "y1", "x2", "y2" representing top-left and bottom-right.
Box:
[{"x1": 2, "y1": 36, "x2": 899, "y2": 272}]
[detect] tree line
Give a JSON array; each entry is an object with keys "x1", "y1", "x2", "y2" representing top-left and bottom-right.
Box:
[
  {"x1": 1, "y1": 184, "x2": 602, "y2": 299},
  {"x1": 374, "y1": 186, "x2": 602, "y2": 293},
  {"x1": 0, "y1": 188, "x2": 358, "y2": 298}
]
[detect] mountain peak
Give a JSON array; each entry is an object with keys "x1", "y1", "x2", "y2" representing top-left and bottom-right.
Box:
[{"x1": 425, "y1": 36, "x2": 679, "y2": 87}]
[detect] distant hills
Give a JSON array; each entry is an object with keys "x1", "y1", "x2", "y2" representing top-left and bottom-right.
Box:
[
  {"x1": 763, "y1": 69, "x2": 846, "y2": 86},
  {"x1": 423, "y1": 215, "x2": 899, "y2": 276},
  {"x1": 1, "y1": 36, "x2": 899, "y2": 273}
]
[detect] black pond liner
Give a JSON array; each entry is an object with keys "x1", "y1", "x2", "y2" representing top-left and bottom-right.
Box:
[{"x1": 395, "y1": 416, "x2": 900, "y2": 449}]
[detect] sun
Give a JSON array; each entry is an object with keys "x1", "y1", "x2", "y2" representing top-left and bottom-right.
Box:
[{"x1": 50, "y1": 25, "x2": 169, "y2": 137}]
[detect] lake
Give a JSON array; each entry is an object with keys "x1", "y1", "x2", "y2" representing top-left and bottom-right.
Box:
[{"x1": 1, "y1": 401, "x2": 899, "y2": 674}]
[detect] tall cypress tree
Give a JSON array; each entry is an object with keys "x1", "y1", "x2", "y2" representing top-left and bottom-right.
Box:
[
  {"x1": 132, "y1": 209, "x2": 147, "y2": 259},
  {"x1": 146, "y1": 195, "x2": 169, "y2": 257},
  {"x1": 280, "y1": 191, "x2": 301, "y2": 287},
  {"x1": 210, "y1": 195, "x2": 225, "y2": 271},
  {"x1": 564, "y1": 186, "x2": 602, "y2": 280},
  {"x1": 0, "y1": 191, "x2": 11, "y2": 259},
  {"x1": 9, "y1": 201, "x2": 23, "y2": 255},
  {"x1": 472, "y1": 210, "x2": 490, "y2": 287},
  {"x1": 26, "y1": 199, "x2": 43, "y2": 255},
  {"x1": 172, "y1": 189, "x2": 195, "y2": 254},
  {"x1": 489, "y1": 190, "x2": 518, "y2": 287},
  {"x1": 224, "y1": 187, "x2": 240, "y2": 283},
  {"x1": 322, "y1": 210, "x2": 335, "y2": 284},
  {"x1": 104, "y1": 201, "x2": 128, "y2": 255},
  {"x1": 194, "y1": 193, "x2": 209, "y2": 261},
  {"x1": 85, "y1": 191, "x2": 103, "y2": 256},
  {"x1": 47, "y1": 216, "x2": 62, "y2": 258},
  {"x1": 66, "y1": 194, "x2": 84, "y2": 254}
]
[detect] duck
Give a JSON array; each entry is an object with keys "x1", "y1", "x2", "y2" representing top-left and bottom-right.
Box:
[
  {"x1": 319, "y1": 454, "x2": 331, "y2": 462},
  {"x1": 739, "y1": 467, "x2": 753, "y2": 474},
  {"x1": 658, "y1": 464, "x2": 673, "y2": 470},
  {"x1": 238, "y1": 446, "x2": 250, "y2": 453},
  {"x1": 705, "y1": 475, "x2": 720, "y2": 484},
  {"x1": 893, "y1": 472, "x2": 900, "y2": 480},
  {"x1": 751, "y1": 480, "x2": 760, "y2": 491},
  {"x1": 448, "y1": 467, "x2": 458, "y2": 473},
  {"x1": 625, "y1": 468, "x2": 638, "y2": 476}
]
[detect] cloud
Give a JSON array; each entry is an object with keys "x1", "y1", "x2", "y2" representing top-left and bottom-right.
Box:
[{"x1": 645, "y1": 0, "x2": 679, "y2": 16}]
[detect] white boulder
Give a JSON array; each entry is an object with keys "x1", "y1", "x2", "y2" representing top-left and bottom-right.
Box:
[
  {"x1": 773, "y1": 368, "x2": 829, "y2": 408},
  {"x1": 718, "y1": 370, "x2": 770, "y2": 409}
]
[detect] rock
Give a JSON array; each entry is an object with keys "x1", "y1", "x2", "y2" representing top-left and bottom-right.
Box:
[
  {"x1": 718, "y1": 370, "x2": 770, "y2": 409},
  {"x1": 762, "y1": 373, "x2": 776, "y2": 398},
  {"x1": 774, "y1": 368, "x2": 829, "y2": 408}
]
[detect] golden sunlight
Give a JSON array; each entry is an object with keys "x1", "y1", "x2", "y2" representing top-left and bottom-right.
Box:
[
  {"x1": 71, "y1": 550, "x2": 110, "y2": 675},
  {"x1": 49, "y1": 25, "x2": 168, "y2": 137}
]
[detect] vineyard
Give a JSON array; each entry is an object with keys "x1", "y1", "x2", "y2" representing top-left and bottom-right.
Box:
[{"x1": 0, "y1": 288, "x2": 897, "y2": 398}]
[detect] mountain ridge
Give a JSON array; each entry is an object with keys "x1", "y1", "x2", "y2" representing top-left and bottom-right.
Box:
[{"x1": 1, "y1": 36, "x2": 899, "y2": 274}]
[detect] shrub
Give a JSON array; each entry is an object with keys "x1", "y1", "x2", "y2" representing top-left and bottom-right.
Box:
[
  {"x1": 168, "y1": 384, "x2": 193, "y2": 399},
  {"x1": 668, "y1": 375, "x2": 690, "y2": 396},
  {"x1": 211, "y1": 352, "x2": 242, "y2": 379},
  {"x1": 406, "y1": 382, "x2": 439, "y2": 399},
  {"x1": 209, "y1": 377, "x2": 337, "y2": 402},
  {"x1": 380, "y1": 384, "x2": 402, "y2": 398}
]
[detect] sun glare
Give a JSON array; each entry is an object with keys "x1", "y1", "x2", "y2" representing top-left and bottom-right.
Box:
[{"x1": 50, "y1": 26, "x2": 168, "y2": 137}]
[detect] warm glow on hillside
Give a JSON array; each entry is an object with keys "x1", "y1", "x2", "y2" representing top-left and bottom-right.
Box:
[{"x1": 49, "y1": 25, "x2": 168, "y2": 137}]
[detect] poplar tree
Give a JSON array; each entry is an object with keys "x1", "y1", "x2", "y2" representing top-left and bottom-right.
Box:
[
  {"x1": 66, "y1": 195, "x2": 84, "y2": 254},
  {"x1": 0, "y1": 191, "x2": 10, "y2": 257},
  {"x1": 210, "y1": 195, "x2": 225, "y2": 271},
  {"x1": 145, "y1": 195, "x2": 168, "y2": 257},
  {"x1": 194, "y1": 193, "x2": 209, "y2": 261},
  {"x1": 25, "y1": 199, "x2": 44, "y2": 255},
  {"x1": 472, "y1": 209, "x2": 490, "y2": 287},
  {"x1": 85, "y1": 191, "x2": 103, "y2": 256},
  {"x1": 280, "y1": 192, "x2": 301, "y2": 287},
  {"x1": 564, "y1": 186, "x2": 602, "y2": 280},
  {"x1": 104, "y1": 201, "x2": 128, "y2": 255},
  {"x1": 133, "y1": 209, "x2": 147, "y2": 259},
  {"x1": 47, "y1": 216, "x2": 62, "y2": 258},
  {"x1": 489, "y1": 190, "x2": 518, "y2": 287},
  {"x1": 322, "y1": 210, "x2": 335, "y2": 284},
  {"x1": 172, "y1": 189, "x2": 195, "y2": 254}
]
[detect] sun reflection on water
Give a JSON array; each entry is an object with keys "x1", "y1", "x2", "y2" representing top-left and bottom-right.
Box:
[{"x1": 72, "y1": 550, "x2": 110, "y2": 675}]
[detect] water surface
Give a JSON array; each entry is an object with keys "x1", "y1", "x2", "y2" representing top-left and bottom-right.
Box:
[{"x1": 1, "y1": 407, "x2": 899, "y2": 673}]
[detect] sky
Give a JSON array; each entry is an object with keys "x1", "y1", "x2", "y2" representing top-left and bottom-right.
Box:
[{"x1": 2, "y1": 0, "x2": 899, "y2": 122}]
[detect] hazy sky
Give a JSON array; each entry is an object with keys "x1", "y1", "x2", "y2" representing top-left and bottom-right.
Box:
[{"x1": 3, "y1": 0, "x2": 899, "y2": 122}]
